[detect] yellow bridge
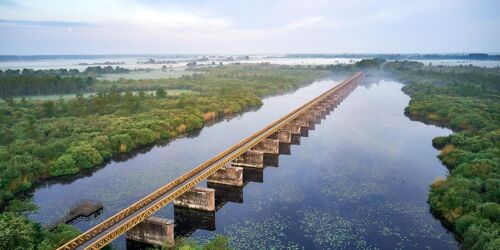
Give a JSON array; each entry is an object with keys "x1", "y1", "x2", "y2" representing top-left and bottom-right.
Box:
[{"x1": 58, "y1": 72, "x2": 364, "y2": 249}]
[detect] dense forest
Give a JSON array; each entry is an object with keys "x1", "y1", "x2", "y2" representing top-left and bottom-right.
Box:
[
  {"x1": 0, "y1": 64, "x2": 328, "y2": 249},
  {"x1": 384, "y1": 61, "x2": 500, "y2": 249},
  {"x1": 0, "y1": 66, "x2": 131, "y2": 98}
]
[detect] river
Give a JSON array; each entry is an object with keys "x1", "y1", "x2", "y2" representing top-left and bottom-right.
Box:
[{"x1": 29, "y1": 77, "x2": 458, "y2": 249}]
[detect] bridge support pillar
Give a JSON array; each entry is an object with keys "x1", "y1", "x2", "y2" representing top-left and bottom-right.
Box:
[
  {"x1": 174, "y1": 187, "x2": 215, "y2": 212},
  {"x1": 281, "y1": 124, "x2": 301, "y2": 135},
  {"x1": 292, "y1": 117, "x2": 309, "y2": 128},
  {"x1": 311, "y1": 110, "x2": 323, "y2": 123},
  {"x1": 252, "y1": 139, "x2": 279, "y2": 154},
  {"x1": 126, "y1": 216, "x2": 174, "y2": 247},
  {"x1": 207, "y1": 165, "x2": 243, "y2": 186},
  {"x1": 279, "y1": 142, "x2": 291, "y2": 154},
  {"x1": 232, "y1": 150, "x2": 264, "y2": 168},
  {"x1": 269, "y1": 130, "x2": 291, "y2": 144},
  {"x1": 301, "y1": 113, "x2": 316, "y2": 130}
]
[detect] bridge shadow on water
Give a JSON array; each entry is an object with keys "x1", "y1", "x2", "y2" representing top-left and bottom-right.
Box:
[{"x1": 125, "y1": 94, "x2": 341, "y2": 250}]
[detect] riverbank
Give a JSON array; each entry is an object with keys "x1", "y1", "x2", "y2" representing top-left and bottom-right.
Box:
[{"x1": 386, "y1": 61, "x2": 500, "y2": 249}]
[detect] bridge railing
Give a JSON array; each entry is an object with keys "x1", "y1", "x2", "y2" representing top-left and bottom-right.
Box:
[{"x1": 58, "y1": 72, "x2": 364, "y2": 250}]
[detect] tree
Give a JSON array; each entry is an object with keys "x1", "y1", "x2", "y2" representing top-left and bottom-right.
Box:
[
  {"x1": 38, "y1": 224, "x2": 80, "y2": 250},
  {"x1": 42, "y1": 100, "x2": 56, "y2": 117},
  {"x1": 50, "y1": 154, "x2": 79, "y2": 176},
  {"x1": 0, "y1": 212, "x2": 38, "y2": 250},
  {"x1": 110, "y1": 134, "x2": 135, "y2": 152},
  {"x1": 69, "y1": 144, "x2": 103, "y2": 169},
  {"x1": 156, "y1": 88, "x2": 167, "y2": 99}
]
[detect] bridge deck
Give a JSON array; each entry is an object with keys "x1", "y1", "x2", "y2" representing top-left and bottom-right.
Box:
[{"x1": 59, "y1": 72, "x2": 364, "y2": 250}]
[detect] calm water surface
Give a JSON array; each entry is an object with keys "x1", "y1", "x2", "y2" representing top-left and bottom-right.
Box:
[{"x1": 29, "y1": 78, "x2": 458, "y2": 249}]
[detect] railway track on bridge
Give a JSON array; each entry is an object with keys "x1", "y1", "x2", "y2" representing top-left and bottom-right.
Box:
[{"x1": 58, "y1": 72, "x2": 364, "y2": 250}]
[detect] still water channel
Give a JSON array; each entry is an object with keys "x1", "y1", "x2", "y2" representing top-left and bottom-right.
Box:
[{"x1": 29, "y1": 77, "x2": 458, "y2": 249}]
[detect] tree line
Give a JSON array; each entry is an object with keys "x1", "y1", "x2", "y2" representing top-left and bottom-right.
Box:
[{"x1": 0, "y1": 66, "x2": 132, "y2": 98}]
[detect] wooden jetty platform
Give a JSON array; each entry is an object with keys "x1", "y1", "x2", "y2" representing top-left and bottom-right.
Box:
[{"x1": 47, "y1": 200, "x2": 103, "y2": 231}]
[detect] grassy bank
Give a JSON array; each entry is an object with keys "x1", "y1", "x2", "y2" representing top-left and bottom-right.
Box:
[{"x1": 384, "y1": 61, "x2": 500, "y2": 249}]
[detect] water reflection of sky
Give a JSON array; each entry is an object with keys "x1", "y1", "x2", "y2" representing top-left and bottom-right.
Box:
[
  {"x1": 190, "y1": 80, "x2": 457, "y2": 249},
  {"x1": 29, "y1": 79, "x2": 457, "y2": 249}
]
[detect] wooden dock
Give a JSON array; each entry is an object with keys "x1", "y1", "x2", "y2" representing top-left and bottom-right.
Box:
[{"x1": 47, "y1": 200, "x2": 103, "y2": 231}]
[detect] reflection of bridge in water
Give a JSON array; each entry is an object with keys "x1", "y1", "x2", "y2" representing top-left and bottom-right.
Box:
[{"x1": 58, "y1": 72, "x2": 364, "y2": 250}]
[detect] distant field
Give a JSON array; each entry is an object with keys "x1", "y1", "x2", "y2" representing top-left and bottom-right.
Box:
[
  {"x1": 98, "y1": 69, "x2": 196, "y2": 80},
  {"x1": 11, "y1": 89, "x2": 194, "y2": 102}
]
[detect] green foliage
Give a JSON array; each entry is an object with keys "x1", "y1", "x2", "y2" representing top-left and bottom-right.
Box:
[
  {"x1": 156, "y1": 88, "x2": 167, "y2": 98},
  {"x1": 0, "y1": 210, "x2": 77, "y2": 249},
  {"x1": 0, "y1": 64, "x2": 327, "y2": 249},
  {"x1": 354, "y1": 58, "x2": 386, "y2": 69},
  {"x1": 50, "y1": 154, "x2": 79, "y2": 176},
  {"x1": 0, "y1": 212, "x2": 38, "y2": 250},
  {"x1": 38, "y1": 224, "x2": 80, "y2": 250},
  {"x1": 69, "y1": 144, "x2": 103, "y2": 169},
  {"x1": 387, "y1": 62, "x2": 500, "y2": 249}
]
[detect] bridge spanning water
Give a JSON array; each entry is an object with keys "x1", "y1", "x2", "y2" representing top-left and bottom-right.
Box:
[{"x1": 58, "y1": 72, "x2": 364, "y2": 249}]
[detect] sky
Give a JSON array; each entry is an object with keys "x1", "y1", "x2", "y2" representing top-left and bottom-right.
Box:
[{"x1": 0, "y1": 0, "x2": 499, "y2": 55}]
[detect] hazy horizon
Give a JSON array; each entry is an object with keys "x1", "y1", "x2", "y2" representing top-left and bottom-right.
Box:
[
  {"x1": 1, "y1": 0, "x2": 500, "y2": 55},
  {"x1": 1, "y1": 52, "x2": 500, "y2": 57}
]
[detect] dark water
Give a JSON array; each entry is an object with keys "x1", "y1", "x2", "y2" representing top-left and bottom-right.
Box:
[{"x1": 29, "y1": 78, "x2": 458, "y2": 249}]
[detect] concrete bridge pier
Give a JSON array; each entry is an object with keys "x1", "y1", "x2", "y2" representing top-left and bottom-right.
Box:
[
  {"x1": 292, "y1": 117, "x2": 309, "y2": 129},
  {"x1": 264, "y1": 154, "x2": 279, "y2": 167},
  {"x1": 269, "y1": 130, "x2": 292, "y2": 144},
  {"x1": 282, "y1": 124, "x2": 301, "y2": 136},
  {"x1": 291, "y1": 117, "x2": 309, "y2": 137},
  {"x1": 279, "y1": 142, "x2": 291, "y2": 155},
  {"x1": 300, "y1": 113, "x2": 316, "y2": 130},
  {"x1": 243, "y1": 167, "x2": 264, "y2": 184},
  {"x1": 311, "y1": 110, "x2": 323, "y2": 123},
  {"x1": 291, "y1": 134, "x2": 301, "y2": 145},
  {"x1": 207, "y1": 182, "x2": 243, "y2": 211},
  {"x1": 251, "y1": 138, "x2": 280, "y2": 155},
  {"x1": 308, "y1": 120, "x2": 316, "y2": 130},
  {"x1": 125, "y1": 216, "x2": 174, "y2": 247},
  {"x1": 315, "y1": 103, "x2": 328, "y2": 114},
  {"x1": 300, "y1": 127, "x2": 309, "y2": 137},
  {"x1": 174, "y1": 187, "x2": 215, "y2": 212},
  {"x1": 207, "y1": 164, "x2": 243, "y2": 186},
  {"x1": 281, "y1": 124, "x2": 302, "y2": 144},
  {"x1": 268, "y1": 129, "x2": 292, "y2": 154},
  {"x1": 321, "y1": 99, "x2": 333, "y2": 109},
  {"x1": 232, "y1": 150, "x2": 264, "y2": 168}
]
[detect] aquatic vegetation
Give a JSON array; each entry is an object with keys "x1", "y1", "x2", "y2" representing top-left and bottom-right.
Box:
[
  {"x1": 218, "y1": 213, "x2": 301, "y2": 249},
  {"x1": 246, "y1": 182, "x2": 305, "y2": 212},
  {"x1": 298, "y1": 207, "x2": 374, "y2": 249},
  {"x1": 386, "y1": 61, "x2": 500, "y2": 249}
]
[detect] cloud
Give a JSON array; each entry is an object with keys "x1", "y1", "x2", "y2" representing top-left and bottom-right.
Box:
[
  {"x1": 282, "y1": 16, "x2": 326, "y2": 30},
  {"x1": 0, "y1": 0, "x2": 499, "y2": 54},
  {"x1": 120, "y1": 7, "x2": 229, "y2": 30}
]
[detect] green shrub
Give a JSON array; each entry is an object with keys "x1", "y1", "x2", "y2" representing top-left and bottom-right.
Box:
[{"x1": 50, "y1": 154, "x2": 79, "y2": 176}]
